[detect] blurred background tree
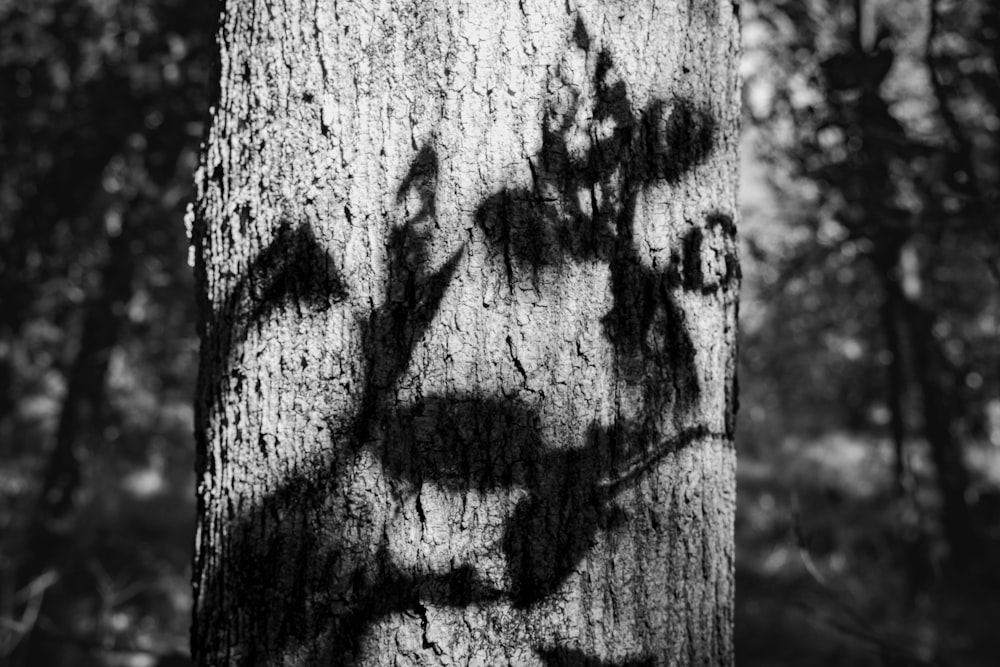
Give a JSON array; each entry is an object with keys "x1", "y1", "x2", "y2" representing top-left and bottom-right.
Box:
[
  {"x1": 0, "y1": 0, "x2": 211, "y2": 664},
  {"x1": 738, "y1": 0, "x2": 1000, "y2": 664},
  {"x1": 0, "y1": 0, "x2": 998, "y2": 665}
]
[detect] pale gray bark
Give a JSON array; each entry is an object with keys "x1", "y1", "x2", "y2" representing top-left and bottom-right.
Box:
[{"x1": 191, "y1": 1, "x2": 740, "y2": 665}]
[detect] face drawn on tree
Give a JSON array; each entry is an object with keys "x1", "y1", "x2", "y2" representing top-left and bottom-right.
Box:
[{"x1": 198, "y1": 15, "x2": 737, "y2": 666}]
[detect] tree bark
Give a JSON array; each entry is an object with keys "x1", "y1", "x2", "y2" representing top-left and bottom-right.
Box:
[{"x1": 191, "y1": 2, "x2": 740, "y2": 665}]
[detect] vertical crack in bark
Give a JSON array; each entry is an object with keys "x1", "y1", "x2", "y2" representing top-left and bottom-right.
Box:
[
  {"x1": 501, "y1": 201, "x2": 516, "y2": 293},
  {"x1": 415, "y1": 600, "x2": 440, "y2": 653},
  {"x1": 506, "y1": 334, "x2": 528, "y2": 387},
  {"x1": 415, "y1": 485, "x2": 427, "y2": 527}
]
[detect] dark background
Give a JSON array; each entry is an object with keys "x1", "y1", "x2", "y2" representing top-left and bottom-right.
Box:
[{"x1": 1, "y1": 0, "x2": 998, "y2": 665}]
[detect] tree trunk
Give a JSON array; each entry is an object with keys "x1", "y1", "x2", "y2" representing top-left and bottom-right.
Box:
[
  {"x1": 899, "y1": 295, "x2": 975, "y2": 557},
  {"x1": 879, "y1": 277, "x2": 908, "y2": 496},
  {"x1": 191, "y1": 2, "x2": 740, "y2": 665}
]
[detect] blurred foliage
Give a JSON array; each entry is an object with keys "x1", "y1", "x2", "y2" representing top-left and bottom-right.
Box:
[
  {"x1": 741, "y1": 0, "x2": 1000, "y2": 454},
  {"x1": 2, "y1": 0, "x2": 999, "y2": 665},
  {"x1": 0, "y1": 0, "x2": 212, "y2": 664},
  {"x1": 738, "y1": 0, "x2": 1000, "y2": 664}
]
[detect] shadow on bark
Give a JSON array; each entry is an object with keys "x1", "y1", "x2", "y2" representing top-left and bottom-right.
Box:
[
  {"x1": 194, "y1": 19, "x2": 737, "y2": 666},
  {"x1": 536, "y1": 646, "x2": 657, "y2": 667}
]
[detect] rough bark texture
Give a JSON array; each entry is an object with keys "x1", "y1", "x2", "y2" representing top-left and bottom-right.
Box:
[{"x1": 191, "y1": 1, "x2": 740, "y2": 665}]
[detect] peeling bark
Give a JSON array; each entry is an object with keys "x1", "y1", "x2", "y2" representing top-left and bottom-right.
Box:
[{"x1": 192, "y1": 2, "x2": 740, "y2": 665}]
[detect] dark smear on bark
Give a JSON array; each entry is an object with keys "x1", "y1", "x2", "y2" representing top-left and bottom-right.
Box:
[
  {"x1": 503, "y1": 423, "x2": 717, "y2": 608},
  {"x1": 536, "y1": 645, "x2": 657, "y2": 666},
  {"x1": 247, "y1": 220, "x2": 348, "y2": 322},
  {"x1": 474, "y1": 47, "x2": 729, "y2": 427}
]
